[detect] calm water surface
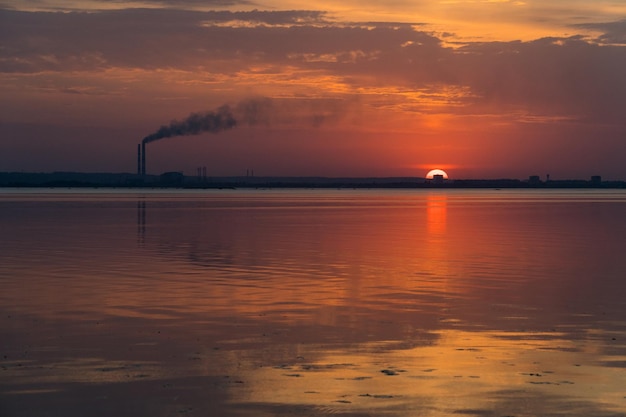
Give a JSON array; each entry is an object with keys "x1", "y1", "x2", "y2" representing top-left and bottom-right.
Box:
[{"x1": 1, "y1": 188, "x2": 625, "y2": 416}]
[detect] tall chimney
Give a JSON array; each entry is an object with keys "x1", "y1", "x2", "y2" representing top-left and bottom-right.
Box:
[
  {"x1": 137, "y1": 144, "x2": 141, "y2": 175},
  {"x1": 141, "y1": 142, "x2": 146, "y2": 176}
]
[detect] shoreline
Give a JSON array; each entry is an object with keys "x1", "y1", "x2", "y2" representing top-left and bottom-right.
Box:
[{"x1": 1, "y1": 172, "x2": 624, "y2": 189}]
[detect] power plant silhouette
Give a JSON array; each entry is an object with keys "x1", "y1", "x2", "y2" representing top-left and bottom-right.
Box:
[
  {"x1": 137, "y1": 104, "x2": 238, "y2": 175},
  {"x1": 136, "y1": 97, "x2": 344, "y2": 175}
]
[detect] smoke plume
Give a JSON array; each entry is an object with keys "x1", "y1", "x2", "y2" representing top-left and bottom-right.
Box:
[
  {"x1": 143, "y1": 104, "x2": 237, "y2": 144},
  {"x1": 142, "y1": 97, "x2": 346, "y2": 144}
]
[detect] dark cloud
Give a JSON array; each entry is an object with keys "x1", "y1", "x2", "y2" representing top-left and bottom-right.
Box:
[
  {"x1": 1, "y1": 8, "x2": 625, "y2": 125},
  {"x1": 0, "y1": 9, "x2": 333, "y2": 72},
  {"x1": 454, "y1": 37, "x2": 626, "y2": 122},
  {"x1": 134, "y1": 0, "x2": 255, "y2": 7},
  {"x1": 0, "y1": 8, "x2": 435, "y2": 73},
  {"x1": 0, "y1": 0, "x2": 256, "y2": 11},
  {"x1": 575, "y1": 19, "x2": 626, "y2": 45}
]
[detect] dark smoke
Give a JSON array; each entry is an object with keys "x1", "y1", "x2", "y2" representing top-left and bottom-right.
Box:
[
  {"x1": 143, "y1": 105, "x2": 237, "y2": 143},
  {"x1": 142, "y1": 97, "x2": 348, "y2": 144}
]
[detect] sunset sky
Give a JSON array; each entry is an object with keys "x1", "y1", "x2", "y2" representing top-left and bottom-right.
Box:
[{"x1": 1, "y1": 1, "x2": 626, "y2": 179}]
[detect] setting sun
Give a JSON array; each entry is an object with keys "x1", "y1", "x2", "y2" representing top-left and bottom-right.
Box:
[{"x1": 426, "y1": 169, "x2": 449, "y2": 179}]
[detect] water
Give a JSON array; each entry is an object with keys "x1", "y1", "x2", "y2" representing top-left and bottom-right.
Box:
[{"x1": 1, "y1": 188, "x2": 625, "y2": 416}]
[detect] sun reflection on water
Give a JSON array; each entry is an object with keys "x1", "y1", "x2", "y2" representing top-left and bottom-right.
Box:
[{"x1": 426, "y1": 193, "x2": 447, "y2": 236}]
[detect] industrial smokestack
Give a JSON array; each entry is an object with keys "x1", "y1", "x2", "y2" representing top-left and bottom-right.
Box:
[
  {"x1": 141, "y1": 104, "x2": 241, "y2": 176},
  {"x1": 141, "y1": 142, "x2": 146, "y2": 176},
  {"x1": 137, "y1": 144, "x2": 141, "y2": 175}
]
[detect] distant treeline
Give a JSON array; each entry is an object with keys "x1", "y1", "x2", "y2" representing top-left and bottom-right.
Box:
[{"x1": 0, "y1": 172, "x2": 624, "y2": 189}]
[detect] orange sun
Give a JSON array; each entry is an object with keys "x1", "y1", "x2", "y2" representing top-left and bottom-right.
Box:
[{"x1": 426, "y1": 169, "x2": 449, "y2": 179}]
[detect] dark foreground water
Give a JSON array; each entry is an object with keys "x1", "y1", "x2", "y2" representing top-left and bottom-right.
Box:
[{"x1": 1, "y1": 188, "x2": 625, "y2": 417}]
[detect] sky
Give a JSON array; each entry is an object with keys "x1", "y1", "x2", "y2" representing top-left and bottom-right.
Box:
[{"x1": 1, "y1": 0, "x2": 626, "y2": 179}]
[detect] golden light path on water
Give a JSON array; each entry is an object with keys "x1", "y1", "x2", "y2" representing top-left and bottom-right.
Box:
[{"x1": 234, "y1": 330, "x2": 625, "y2": 415}]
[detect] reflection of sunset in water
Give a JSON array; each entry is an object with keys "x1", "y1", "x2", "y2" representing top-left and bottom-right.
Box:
[
  {"x1": 1, "y1": 190, "x2": 625, "y2": 416},
  {"x1": 235, "y1": 329, "x2": 625, "y2": 415},
  {"x1": 426, "y1": 193, "x2": 447, "y2": 236}
]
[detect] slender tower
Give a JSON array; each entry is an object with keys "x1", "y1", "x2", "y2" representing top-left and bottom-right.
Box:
[
  {"x1": 137, "y1": 144, "x2": 141, "y2": 175},
  {"x1": 141, "y1": 142, "x2": 146, "y2": 176}
]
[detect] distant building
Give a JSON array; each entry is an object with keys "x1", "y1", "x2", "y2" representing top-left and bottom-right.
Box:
[
  {"x1": 591, "y1": 175, "x2": 602, "y2": 185},
  {"x1": 160, "y1": 171, "x2": 184, "y2": 186},
  {"x1": 432, "y1": 174, "x2": 444, "y2": 184},
  {"x1": 528, "y1": 175, "x2": 541, "y2": 185}
]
